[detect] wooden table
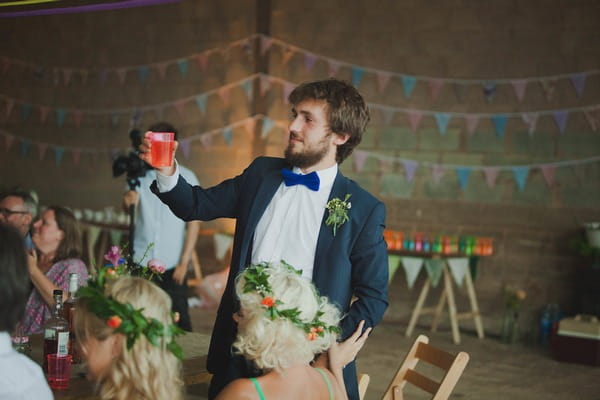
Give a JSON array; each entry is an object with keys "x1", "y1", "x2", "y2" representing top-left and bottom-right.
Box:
[
  {"x1": 30, "y1": 332, "x2": 211, "y2": 399},
  {"x1": 389, "y1": 250, "x2": 486, "y2": 344}
]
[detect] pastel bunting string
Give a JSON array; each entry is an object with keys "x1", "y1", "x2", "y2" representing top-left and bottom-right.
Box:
[{"x1": 0, "y1": 0, "x2": 182, "y2": 18}]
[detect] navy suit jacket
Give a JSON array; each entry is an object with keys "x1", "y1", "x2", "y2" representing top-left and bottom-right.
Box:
[{"x1": 151, "y1": 156, "x2": 389, "y2": 399}]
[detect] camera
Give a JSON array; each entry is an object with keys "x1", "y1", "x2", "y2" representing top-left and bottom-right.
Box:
[{"x1": 112, "y1": 129, "x2": 152, "y2": 190}]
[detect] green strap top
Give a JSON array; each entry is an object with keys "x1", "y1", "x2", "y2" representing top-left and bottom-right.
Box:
[
  {"x1": 315, "y1": 368, "x2": 334, "y2": 400},
  {"x1": 249, "y1": 377, "x2": 266, "y2": 400},
  {"x1": 249, "y1": 369, "x2": 333, "y2": 400}
]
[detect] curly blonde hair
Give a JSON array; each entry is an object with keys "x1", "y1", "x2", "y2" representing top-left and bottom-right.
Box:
[
  {"x1": 233, "y1": 262, "x2": 341, "y2": 373},
  {"x1": 74, "y1": 276, "x2": 183, "y2": 400}
]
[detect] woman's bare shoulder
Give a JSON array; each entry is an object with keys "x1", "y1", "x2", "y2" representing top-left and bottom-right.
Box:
[{"x1": 215, "y1": 378, "x2": 257, "y2": 400}]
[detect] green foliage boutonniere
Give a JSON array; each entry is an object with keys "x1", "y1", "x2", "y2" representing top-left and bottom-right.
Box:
[{"x1": 325, "y1": 193, "x2": 351, "y2": 236}]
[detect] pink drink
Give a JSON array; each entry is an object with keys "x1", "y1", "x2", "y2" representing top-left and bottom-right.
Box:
[
  {"x1": 149, "y1": 132, "x2": 174, "y2": 167},
  {"x1": 47, "y1": 354, "x2": 72, "y2": 390}
]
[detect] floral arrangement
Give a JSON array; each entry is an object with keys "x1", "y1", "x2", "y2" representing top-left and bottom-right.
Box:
[
  {"x1": 77, "y1": 245, "x2": 185, "y2": 359},
  {"x1": 242, "y1": 261, "x2": 340, "y2": 341},
  {"x1": 325, "y1": 193, "x2": 351, "y2": 236},
  {"x1": 504, "y1": 286, "x2": 526, "y2": 312}
]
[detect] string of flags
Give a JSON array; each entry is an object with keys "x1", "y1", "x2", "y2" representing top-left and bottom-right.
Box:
[
  {"x1": 0, "y1": 0, "x2": 183, "y2": 18},
  {"x1": 1, "y1": 32, "x2": 598, "y2": 102},
  {"x1": 2, "y1": 72, "x2": 600, "y2": 135},
  {"x1": 387, "y1": 255, "x2": 471, "y2": 289},
  {"x1": 351, "y1": 149, "x2": 600, "y2": 192}
]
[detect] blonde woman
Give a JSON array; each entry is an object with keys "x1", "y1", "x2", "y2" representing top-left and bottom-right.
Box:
[
  {"x1": 216, "y1": 262, "x2": 371, "y2": 400},
  {"x1": 74, "y1": 275, "x2": 183, "y2": 400}
]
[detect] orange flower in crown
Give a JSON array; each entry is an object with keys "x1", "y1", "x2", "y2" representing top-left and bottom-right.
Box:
[
  {"x1": 261, "y1": 297, "x2": 276, "y2": 308},
  {"x1": 107, "y1": 315, "x2": 122, "y2": 329}
]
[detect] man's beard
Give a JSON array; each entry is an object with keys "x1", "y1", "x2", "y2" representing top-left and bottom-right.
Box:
[{"x1": 284, "y1": 132, "x2": 331, "y2": 169}]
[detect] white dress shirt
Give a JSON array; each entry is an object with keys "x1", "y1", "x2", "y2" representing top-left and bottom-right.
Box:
[
  {"x1": 157, "y1": 161, "x2": 338, "y2": 279},
  {"x1": 0, "y1": 332, "x2": 54, "y2": 400}
]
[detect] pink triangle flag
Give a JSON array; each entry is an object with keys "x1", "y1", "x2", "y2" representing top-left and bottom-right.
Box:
[
  {"x1": 218, "y1": 87, "x2": 231, "y2": 107},
  {"x1": 244, "y1": 118, "x2": 257, "y2": 135},
  {"x1": 73, "y1": 110, "x2": 83, "y2": 128},
  {"x1": 303, "y1": 53, "x2": 317, "y2": 72},
  {"x1": 521, "y1": 112, "x2": 538, "y2": 136},
  {"x1": 432, "y1": 164, "x2": 446, "y2": 184},
  {"x1": 40, "y1": 106, "x2": 49, "y2": 123},
  {"x1": 353, "y1": 150, "x2": 368, "y2": 173},
  {"x1": 174, "y1": 100, "x2": 186, "y2": 116},
  {"x1": 72, "y1": 150, "x2": 81, "y2": 165},
  {"x1": 376, "y1": 72, "x2": 392, "y2": 93},
  {"x1": 62, "y1": 69, "x2": 72, "y2": 86},
  {"x1": 5, "y1": 135, "x2": 14, "y2": 151},
  {"x1": 282, "y1": 82, "x2": 295, "y2": 103},
  {"x1": 199, "y1": 134, "x2": 212, "y2": 149},
  {"x1": 540, "y1": 79, "x2": 556, "y2": 101},
  {"x1": 540, "y1": 165, "x2": 556, "y2": 188},
  {"x1": 260, "y1": 75, "x2": 271, "y2": 96},
  {"x1": 157, "y1": 63, "x2": 168, "y2": 79},
  {"x1": 116, "y1": 68, "x2": 127, "y2": 85},
  {"x1": 428, "y1": 79, "x2": 444, "y2": 101},
  {"x1": 483, "y1": 167, "x2": 499, "y2": 188},
  {"x1": 511, "y1": 79, "x2": 528, "y2": 102},
  {"x1": 260, "y1": 36, "x2": 273, "y2": 54},
  {"x1": 464, "y1": 114, "x2": 479, "y2": 137},
  {"x1": 196, "y1": 53, "x2": 209, "y2": 71},
  {"x1": 179, "y1": 139, "x2": 191, "y2": 159},
  {"x1": 402, "y1": 160, "x2": 418, "y2": 182},
  {"x1": 328, "y1": 60, "x2": 341, "y2": 77},
  {"x1": 584, "y1": 109, "x2": 598, "y2": 131},
  {"x1": 6, "y1": 99, "x2": 14, "y2": 117},
  {"x1": 407, "y1": 110, "x2": 423, "y2": 133},
  {"x1": 282, "y1": 48, "x2": 295, "y2": 65},
  {"x1": 37, "y1": 143, "x2": 47, "y2": 161}
]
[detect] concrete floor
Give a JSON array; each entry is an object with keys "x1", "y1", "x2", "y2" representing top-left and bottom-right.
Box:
[{"x1": 186, "y1": 301, "x2": 600, "y2": 400}]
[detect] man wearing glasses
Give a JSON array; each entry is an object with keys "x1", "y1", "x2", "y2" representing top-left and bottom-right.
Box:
[{"x1": 0, "y1": 190, "x2": 38, "y2": 250}]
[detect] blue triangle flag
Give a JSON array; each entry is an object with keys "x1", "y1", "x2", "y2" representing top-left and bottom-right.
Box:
[
  {"x1": 223, "y1": 127, "x2": 233, "y2": 146},
  {"x1": 54, "y1": 147, "x2": 65, "y2": 166},
  {"x1": 22, "y1": 103, "x2": 31, "y2": 121},
  {"x1": 195, "y1": 95, "x2": 207, "y2": 113},
  {"x1": 492, "y1": 114, "x2": 508, "y2": 139},
  {"x1": 138, "y1": 66, "x2": 149, "y2": 83},
  {"x1": 241, "y1": 80, "x2": 253, "y2": 101},
  {"x1": 56, "y1": 109, "x2": 66, "y2": 127},
  {"x1": 401, "y1": 75, "x2": 417, "y2": 98},
  {"x1": 456, "y1": 167, "x2": 471, "y2": 190},
  {"x1": 351, "y1": 67, "x2": 364, "y2": 88},
  {"x1": 261, "y1": 117, "x2": 274, "y2": 138},
  {"x1": 177, "y1": 59, "x2": 189, "y2": 77},
  {"x1": 434, "y1": 113, "x2": 451, "y2": 135},
  {"x1": 20, "y1": 139, "x2": 30, "y2": 156},
  {"x1": 512, "y1": 167, "x2": 529, "y2": 191}
]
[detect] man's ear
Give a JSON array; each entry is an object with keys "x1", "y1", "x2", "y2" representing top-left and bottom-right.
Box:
[{"x1": 333, "y1": 132, "x2": 350, "y2": 146}]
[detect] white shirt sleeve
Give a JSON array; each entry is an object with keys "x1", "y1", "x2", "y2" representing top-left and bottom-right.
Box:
[{"x1": 155, "y1": 160, "x2": 181, "y2": 192}]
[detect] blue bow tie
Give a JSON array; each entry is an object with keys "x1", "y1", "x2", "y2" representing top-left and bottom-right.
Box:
[{"x1": 281, "y1": 168, "x2": 320, "y2": 191}]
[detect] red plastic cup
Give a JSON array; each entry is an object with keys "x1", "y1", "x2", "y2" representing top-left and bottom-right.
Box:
[
  {"x1": 149, "y1": 132, "x2": 175, "y2": 168},
  {"x1": 47, "y1": 354, "x2": 72, "y2": 390}
]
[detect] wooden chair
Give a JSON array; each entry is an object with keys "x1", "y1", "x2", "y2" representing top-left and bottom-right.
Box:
[
  {"x1": 382, "y1": 335, "x2": 469, "y2": 400},
  {"x1": 358, "y1": 373, "x2": 370, "y2": 400}
]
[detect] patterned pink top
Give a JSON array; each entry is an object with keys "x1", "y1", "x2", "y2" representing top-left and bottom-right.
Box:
[{"x1": 21, "y1": 258, "x2": 88, "y2": 335}]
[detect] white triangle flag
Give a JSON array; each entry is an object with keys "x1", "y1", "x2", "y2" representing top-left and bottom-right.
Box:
[
  {"x1": 446, "y1": 257, "x2": 469, "y2": 287},
  {"x1": 401, "y1": 257, "x2": 424, "y2": 289}
]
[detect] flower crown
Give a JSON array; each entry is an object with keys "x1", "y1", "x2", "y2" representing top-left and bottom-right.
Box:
[
  {"x1": 241, "y1": 261, "x2": 340, "y2": 341},
  {"x1": 77, "y1": 245, "x2": 185, "y2": 359}
]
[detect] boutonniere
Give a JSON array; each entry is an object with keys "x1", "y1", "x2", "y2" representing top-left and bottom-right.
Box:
[{"x1": 325, "y1": 193, "x2": 352, "y2": 236}]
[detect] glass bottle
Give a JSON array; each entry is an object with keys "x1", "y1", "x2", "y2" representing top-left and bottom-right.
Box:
[
  {"x1": 63, "y1": 273, "x2": 81, "y2": 363},
  {"x1": 43, "y1": 289, "x2": 69, "y2": 372}
]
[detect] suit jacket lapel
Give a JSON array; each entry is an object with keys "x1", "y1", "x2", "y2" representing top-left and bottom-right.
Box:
[
  {"x1": 313, "y1": 171, "x2": 349, "y2": 286},
  {"x1": 239, "y1": 168, "x2": 284, "y2": 268}
]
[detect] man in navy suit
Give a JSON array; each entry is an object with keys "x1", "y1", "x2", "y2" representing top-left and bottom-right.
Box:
[{"x1": 140, "y1": 79, "x2": 388, "y2": 400}]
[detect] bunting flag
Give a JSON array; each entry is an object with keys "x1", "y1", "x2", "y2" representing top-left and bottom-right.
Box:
[
  {"x1": 56, "y1": 109, "x2": 66, "y2": 127},
  {"x1": 281, "y1": 47, "x2": 295, "y2": 65},
  {"x1": 176, "y1": 59, "x2": 189, "y2": 77},
  {"x1": 244, "y1": 118, "x2": 256, "y2": 135},
  {"x1": 328, "y1": 60, "x2": 341, "y2": 77},
  {"x1": 353, "y1": 150, "x2": 368, "y2": 173},
  {"x1": 512, "y1": 167, "x2": 529, "y2": 191},
  {"x1": 456, "y1": 167, "x2": 471, "y2": 190},
  {"x1": 446, "y1": 258, "x2": 469, "y2": 287},
  {"x1": 492, "y1": 114, "x2": 508, "y2": 139},
  {"x1": 464, "y1": 114, "x2": 479, "y2": 137},
  {"x1": 199, "y1": 133, "x2": 212, "y2": 149},
  {"x1": 241, "y1": 79, "x2": 253, "y2": 101},
  {"x1": 552, "y1": 111, "x2": 569, "y2": 135},
  {"x1": 424, "y1": 259, "x2": 444, "y2": 287},
  {"x1": 223, "y1": 127, "x2": 233, "y2": 146},
  {"x1": 303, "y1": 53, "x2": 317, "y2": 72},
  {"x1": 402, "y1": 160, "x2": 418, "y2": 183},
  {"x1": 179, "y1": 139, "x2": 191, "y2": 159},
  {"x1": 387, "y1": 255, "x2": 402, "y2": 285},
  {"x1": 428, "y1": 79, "x2": 443, "y2": 101},
  {"x1": 540, "y1": 164, "x2": 555, "y2": 188},
  {"x1": 376, "y1": 72, "x2": 391, "y2": 93},
  {"x1": 260, "y1": 36, "x2": 273, "y2": 55},
  {"x1": 401, "y1": 75, "x2": 417, "y2": 98},
  {"x1": 218, "y1": 87, "x2": 230, "y2": 107},
  {"x1": 407, "y1": 110, "x2": 423, "y2": 133},
  {"x1": 521, "y1": 112, "x2": 538, "y2": 136},
  {"x1": 570, "y1": 73, "x2": 586, "y2": 97},
  {"x1": 483, "y1": 167, "x2": 499, "y2": 189},
  {"x1": 432, "y1": 164, "x2": 446, "y2": 185},
  {"x1": 584, "y1": 109, "x2": 598, "y2": 131},
  {"x1": 40, "y1": 106, "x2": 49, "y2": 123},
  {"x1": 156, "y1": 62, "x2": 168, "y2": 79},
  {"x1": 434, "y1": 113, "x2": 451, "y2": 135},
  {"x1": 261, "y1": 117, "x2": 274, "y2": 138},
  {"x1": 21, "y1": 103, "x2": 31, "y2": 121},
  {"x1": 54, "y1": 146, "x2": 65, "y2": 166},
  {"x1": 511, "y1": 79, "x2": 527, "y2": 102},
  {"x1": 400, "y1": 257, "x2": 424, "y2": 289},
  {"x1": 138, "y1": 66, "x2": 149, "y2": 83},
  {"x1": 195, "y1": 94, "x2": 207, "y2": 113},
  {"x1": 37, "y1": 143, "x2": 48, "y2": 161},
  {"x1": 483, "y1": 81, "x2": 497, "y2": 102},
  {"x1": 351, "y1": 67, "x2": 364, "y2": 88},
  {"x1": 214, "y1": 233, "x2": 234, "y2": 261},
  {"x1": 540, "y1": 79, "x2": 556, "y2": 101}
]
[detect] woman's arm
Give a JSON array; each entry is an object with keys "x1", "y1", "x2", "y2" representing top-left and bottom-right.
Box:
[{"x1": 27, "y1": 252, "x2": 65, "y2": 306}]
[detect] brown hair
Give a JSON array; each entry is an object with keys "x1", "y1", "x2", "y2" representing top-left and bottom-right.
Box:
[
  {"x1": 288, "y1": 79, "x2": 370, "y2": 164},
  {"x1": 48, "y1": 206, "x2": 82, "y2": 262}
]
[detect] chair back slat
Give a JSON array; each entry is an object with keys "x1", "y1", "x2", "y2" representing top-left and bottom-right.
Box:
[
  {"x1": 415, "y1": 342, "x2": 455, "y2": 369},
  {"x1": 403, "y1": 369, "x2": 440, "y2": 394}
]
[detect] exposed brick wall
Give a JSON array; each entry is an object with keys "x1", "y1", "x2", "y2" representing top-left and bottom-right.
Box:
[{"x1": 1, "y1": 0, "x2": 599, "y2": 338}]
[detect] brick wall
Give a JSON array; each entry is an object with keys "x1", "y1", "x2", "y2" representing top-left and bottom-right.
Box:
[{"x1": 1, "y1": 0, "x2": 599, "y2": 337}]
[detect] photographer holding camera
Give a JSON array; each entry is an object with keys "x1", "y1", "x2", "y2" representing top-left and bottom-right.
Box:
[{"x1": 119, "y1": 122, "x2": 200, "y2": 331}]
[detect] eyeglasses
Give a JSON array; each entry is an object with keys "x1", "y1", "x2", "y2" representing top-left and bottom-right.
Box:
[{"x1": 0, "y1": 208, "x2": 30, "y2": 217}]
